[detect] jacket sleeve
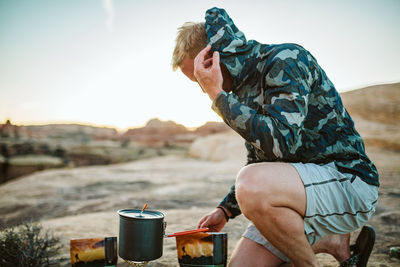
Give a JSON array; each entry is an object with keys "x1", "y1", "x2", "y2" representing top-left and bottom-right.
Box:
[
  {"x1": 211, "y1": 55, "x2": 311, "y2": 161},
  {"x1": 218, "y1": 142, "x2": 259, "y2": 218}
]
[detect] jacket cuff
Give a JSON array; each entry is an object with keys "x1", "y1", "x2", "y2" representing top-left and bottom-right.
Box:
[
  {"x1": 218, "y1": 185, "x2": 242, "y2": 219},
  {"x1": 211, "y1": 91, "x2": 229, "y2": 117}
]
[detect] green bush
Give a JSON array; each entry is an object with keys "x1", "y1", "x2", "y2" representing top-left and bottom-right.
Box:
[{"x1": 0, "y1": 222, "x2": 62, "y2": 267}]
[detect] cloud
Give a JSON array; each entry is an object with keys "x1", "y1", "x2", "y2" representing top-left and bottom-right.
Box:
[{"x1": 103, "y1": 0, "x2": 115, "y2": 31}]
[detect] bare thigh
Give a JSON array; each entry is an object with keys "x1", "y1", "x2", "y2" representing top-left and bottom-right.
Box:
[
  {"x1": 229, "y1": 237, "x2": 285, "y2": 267},
  {"x1": 236, "y1": 162, "x2": 306, "y2": 217}
]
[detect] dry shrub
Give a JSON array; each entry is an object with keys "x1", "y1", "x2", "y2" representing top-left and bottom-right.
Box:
[{"x1": 0, "y1": 222, "x2": 62, "y2": 267}]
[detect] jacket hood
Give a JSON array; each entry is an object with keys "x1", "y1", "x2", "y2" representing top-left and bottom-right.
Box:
[{"x1": 205, "y1": 7, "x2": 258, "y2": 89}]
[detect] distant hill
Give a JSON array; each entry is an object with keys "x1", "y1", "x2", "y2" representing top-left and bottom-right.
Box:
[
  {"x1": 122, "y1": 118, "x2": 230, "y2": 145},
  {"x1": 122, "y1": 118, "x2": 191, "y2": 145},
  {"x1": 21, "y1": 123, "x2": 118, "y2": 139},
  {"x1": 340, "y1": 82, "x2": 400, "y2": 151},
  {"x1": 340, "y1": 82, "x2": 400, "y2": 125},
  {"x1": 193, "y1": 121, "x2": 230, "y2": 136}
]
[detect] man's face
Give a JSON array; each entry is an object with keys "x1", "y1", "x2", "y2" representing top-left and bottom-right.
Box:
[{"x1": 179, "y1": 56, "x2": 196, "y2": 82}]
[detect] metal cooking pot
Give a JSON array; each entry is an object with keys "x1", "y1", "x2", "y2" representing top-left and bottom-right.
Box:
[{"x1": 118, "y1": 209, "x2": 165, "y2": 262}]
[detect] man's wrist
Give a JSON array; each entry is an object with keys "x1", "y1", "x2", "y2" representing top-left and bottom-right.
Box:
[
  {"x1": 208, "y1": 87, "x2": 223, "y2": 101},
  {"x1": 217, "y1": 205, "x2": 232, "y2": 222}
]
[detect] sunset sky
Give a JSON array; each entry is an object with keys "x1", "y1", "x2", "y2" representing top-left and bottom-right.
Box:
[{"x1": 1, "y1": 0, "x2": 399, "y2": 130}]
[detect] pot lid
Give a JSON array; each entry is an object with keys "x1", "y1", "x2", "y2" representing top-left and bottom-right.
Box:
[{"x1": 118, "y1": 209, "x2": 164, "y2": 219}]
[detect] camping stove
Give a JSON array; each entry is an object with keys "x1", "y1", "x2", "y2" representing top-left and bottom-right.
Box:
[{"x1": 123, "y1": 260, "x2": 148, "y2": 267}]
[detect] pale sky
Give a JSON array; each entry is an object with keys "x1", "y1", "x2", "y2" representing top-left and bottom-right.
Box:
[{"x1": 0, "y1": 0, "x2": 399, "y2": 130}]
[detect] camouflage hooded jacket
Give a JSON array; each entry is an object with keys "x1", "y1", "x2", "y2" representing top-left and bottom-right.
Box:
[{"x1": 205, "y1": 7, "x2": 379, "y2": 218}]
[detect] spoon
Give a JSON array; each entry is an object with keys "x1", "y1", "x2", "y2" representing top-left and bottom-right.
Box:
[
  {"x1": 139, "y1": 203, "x2": 148, "y2": 217},
  {"x1": 166, "y1": 228, "x2": 209, "y2": 238}
]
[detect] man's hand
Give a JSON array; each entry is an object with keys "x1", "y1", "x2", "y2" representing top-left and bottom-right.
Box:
[
  {"x1": 194, "y1": 45, "x2": 223, "y2": 101},
  {"x1": 197, "y1": 208, "x2": 227, "y2": 232}
]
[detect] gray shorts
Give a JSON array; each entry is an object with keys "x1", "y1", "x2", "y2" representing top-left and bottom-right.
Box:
[{"x1": 243, "y1": 162, "x2": 379, "y2": 263}]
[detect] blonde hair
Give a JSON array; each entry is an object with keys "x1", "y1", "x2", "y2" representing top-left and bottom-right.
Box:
[{"x1": 171, "y1": 22, "x2": 207, "y2": 71}]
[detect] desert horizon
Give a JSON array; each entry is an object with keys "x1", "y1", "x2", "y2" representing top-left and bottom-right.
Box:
[
  {"x1": 2, "y1": 81, "x2": 399, "y2": 132},
  {"x1": 0, "y1": 118, "x2": 221, "y2": 133}
]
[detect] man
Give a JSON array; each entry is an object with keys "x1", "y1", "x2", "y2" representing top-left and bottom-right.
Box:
[{"x1": 172, "y1": 7, "x2": 379, "y2": 267}]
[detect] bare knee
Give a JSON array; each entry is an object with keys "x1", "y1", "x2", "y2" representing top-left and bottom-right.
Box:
[
  {"x1": 235, "y1": 164, "x2": 274, "y2": 219},
  {"x1": 236, "y1": 163, "x2": 307, "y2": 219}
]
